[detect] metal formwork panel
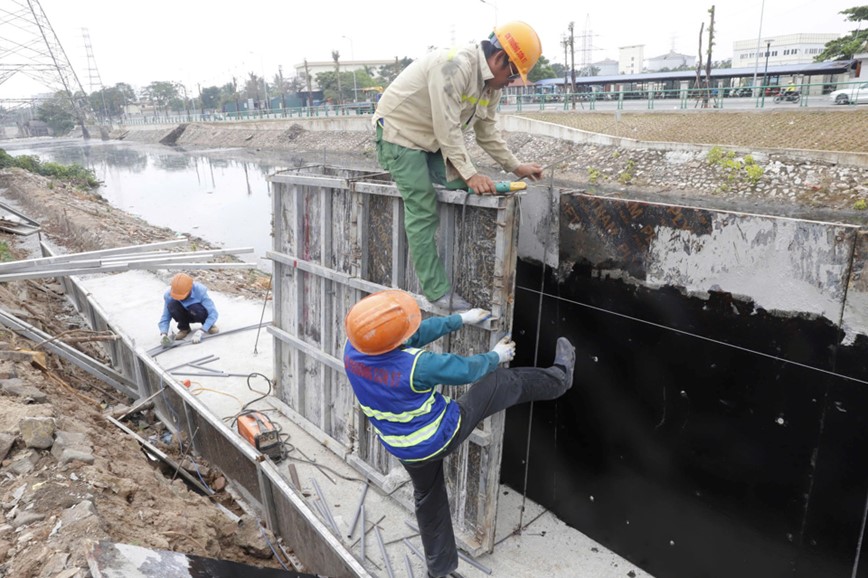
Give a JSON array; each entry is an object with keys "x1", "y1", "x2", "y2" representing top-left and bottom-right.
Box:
[{"x1": 268, "y1": 165, "x2": 520, "y2": 554}]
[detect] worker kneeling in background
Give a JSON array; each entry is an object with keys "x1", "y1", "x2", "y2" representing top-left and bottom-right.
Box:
[
  {"x1": 158, "y1": 272, "x2": 219, "y2": 346},
  {"x1": 343, "y1": 290, "x2": 576, "y2": 578}
]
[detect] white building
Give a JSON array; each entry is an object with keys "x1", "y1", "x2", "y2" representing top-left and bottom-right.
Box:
[
  {"x1": 292, "y1": 60, "x2": 394, "y2": 90},
  {"x1": 733, "y1": 33, "x2": 841, "y2": 67},
  {"x1": 590, "y1": 58, "x2": 619, "y2": 76},
  {"x1": 619, "y1": 45, "x2": 644, "y2": 75},
  {"x1": 646, "y1": 50, "x2": 696, "y2": 72}
]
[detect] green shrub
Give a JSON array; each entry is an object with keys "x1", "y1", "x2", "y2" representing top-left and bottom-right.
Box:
[
  {"x1": 0, "y1": 149, "x2": 100, "y2": 189},
  {"x1": 617, "y1": 160, "x2": 635, "y2": 185},
  {"x1": 0, "y1": 241, "x2": 11, "y2": 262},
  {"x1": 854, "y1": 199, "x2": 867, "y2": 211},
  {"x1": 587, "y1": 167, "x2": 602, "y2": 184},
  {"x1": 745, "y1": 164, "x2": 764, "y2": 186}
]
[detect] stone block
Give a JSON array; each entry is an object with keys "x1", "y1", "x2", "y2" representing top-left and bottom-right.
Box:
[{"x1": 19, "y1": 416, "x2": 56, "y2": 449}]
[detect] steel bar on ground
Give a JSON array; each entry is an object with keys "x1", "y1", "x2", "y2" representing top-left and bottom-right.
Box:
[
  {"x1": 147, "y1": 322, "x2": 270, "y2": 357},
  {"x1": 404, "y1": 555, "x2": 415, "y2": 578},
  {"x1": 106, "y1": 416, "x2": 213, "y2": 495},
  {"x1": 0, "y1": 309, "x2": 138, "y2": 398},
  {"x1": 374, "y1": 525, "x2": 395, "y2": 578},
  {"x1": 348, "y1": 482, "x2": 369, "y2": 538},
  {"x1": 403, "y1": 538, "x2": 425, "y2": 562},
  {"x1": 310, "y1": 478, "x2": 340, "y2": 535},
  {"x1": 359, "y1": 505, "x2": 365, "y2": 563},
  {"x1": 405, "y1": 519, "x2": 493, "y2": 574},
  {"x1": 164, "y1": 355, "x2": 219, "y2": 372}
]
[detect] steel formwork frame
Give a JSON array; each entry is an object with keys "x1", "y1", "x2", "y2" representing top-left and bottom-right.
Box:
[{"x1": 267, "y1": 165, "x2": 521, "y2": 555}]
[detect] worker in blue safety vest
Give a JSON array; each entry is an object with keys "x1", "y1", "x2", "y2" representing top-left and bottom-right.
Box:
[{"x1": 343, "y1": 289, "x2": 575, "y2": 578}]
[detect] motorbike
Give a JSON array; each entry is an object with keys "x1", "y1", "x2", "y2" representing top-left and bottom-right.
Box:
[{"x1": 774, "y1": 90, "x2": 801, "y2": 104}]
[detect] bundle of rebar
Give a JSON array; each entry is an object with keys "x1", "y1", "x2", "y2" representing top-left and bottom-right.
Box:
[{"x1": 0, "y1": 239, "x2": 258, "y2": 282}]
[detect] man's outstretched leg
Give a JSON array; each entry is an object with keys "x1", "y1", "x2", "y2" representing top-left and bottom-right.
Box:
[{"x1": 455, "y1": 337, "x2": 576, "y2": 443}]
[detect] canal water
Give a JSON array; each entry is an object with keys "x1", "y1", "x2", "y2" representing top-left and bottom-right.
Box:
[{"x1": 2, "y1": 137, "x2": 286, "y2": 270}]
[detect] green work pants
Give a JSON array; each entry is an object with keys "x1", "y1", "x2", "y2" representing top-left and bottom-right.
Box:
[{"x1": 376, "y1": 124, "x2": 463, "y2": 301}]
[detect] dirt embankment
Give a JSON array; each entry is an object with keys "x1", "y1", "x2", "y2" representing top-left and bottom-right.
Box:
[{"x1": 0, "y1": 170, "x2": 283, "y2": 578}]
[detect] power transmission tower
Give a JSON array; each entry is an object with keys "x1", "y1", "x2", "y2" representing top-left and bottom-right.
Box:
[
  {"x1": 0, "y1": 0, "x2": 94, "y2": 138},
  {"x1": 82, "y1": 27, "x2": 108, "y2": 122}
]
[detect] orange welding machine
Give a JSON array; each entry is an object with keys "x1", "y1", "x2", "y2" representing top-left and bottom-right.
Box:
[{"x1": 237, "y1": 411, "x2": 283, "y2": 460}]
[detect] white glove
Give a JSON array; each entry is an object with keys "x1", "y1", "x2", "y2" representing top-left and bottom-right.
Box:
[
  {"x1": 492, "y1": 335, "x2": 516, "y2": 363},
  {"x1": 160, "y1": 333, "x2": 172, "y2": 348},
  {"x1": 459, "y1": 308, "x2": 491, "y2": 326},
  {"x1": 191, "y1": 329, "x2": 205, "y2": 344}
]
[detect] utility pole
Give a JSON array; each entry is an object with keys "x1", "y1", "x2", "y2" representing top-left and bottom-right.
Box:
[
  {"x1": 562, "y1": 36, "x2": 569, "y2": 99},
  {"x1": 761, "y1": 40, "x2": 772, "y2": 107},
  {"x1": 2, "y1": 0, "x2": 94, "y2": 138},
  {"x1": 303, "y1": 59, "x2": 313, "y2": 109},
  {"x1": 751, "y1": 0, "x2": 766, "y2": 98},
  {"x1": 705, "y1": 5, "x2": 715, "y2": 106},
  {"x1": 278, "y1": 65, "x2": 286, "y2": 114},
  {"x1": 568, "y1": 22, "x2": 576, "y2": 109}
]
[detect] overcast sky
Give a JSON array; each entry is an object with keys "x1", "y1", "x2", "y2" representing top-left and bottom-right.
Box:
[{"x1": 1, "y1": 0, "x2": 858, "y2": 98}]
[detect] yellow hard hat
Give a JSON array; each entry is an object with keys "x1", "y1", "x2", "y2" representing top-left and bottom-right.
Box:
[
  {"x1": 345, "y1": 290, "x2": 421, "y2": 355},
  {"x1": 492, "y1": 21, "x2": 542, "y2": 83},
  {"x1": 170, "y1": 273, "x2": 193, "y2": 300}
]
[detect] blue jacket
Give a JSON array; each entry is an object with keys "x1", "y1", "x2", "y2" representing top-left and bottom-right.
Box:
[
  {"x1": 158, "y1": 281, "x2": 218, "y2": 333},
  {"x1": 343, "y1": 315, "x2": 499, "y2": 462}
]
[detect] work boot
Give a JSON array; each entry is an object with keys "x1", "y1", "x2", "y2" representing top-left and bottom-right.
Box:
[
  {"x1": 554, "y1": 337, "x2": 576, "y2": 388},
  {"x1": 207, "y1": 325, "x2": 220, "y2": 335},
  {"x1": 174, "y1": 329, "x2": 190, "y2": 340},
  {"x1": 430, "y1": 291, "x2": 472, "y2": 312}
]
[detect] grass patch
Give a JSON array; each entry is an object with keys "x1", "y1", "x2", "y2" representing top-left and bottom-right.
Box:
[{"x1": 0, "y1": 241, "x2": 13, "y2": 262}]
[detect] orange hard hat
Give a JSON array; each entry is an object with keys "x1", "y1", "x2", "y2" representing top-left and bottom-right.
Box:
[
  {"x1": 491, "y1": 21, "x2": 542, "y2": 83},
  {"x1": 170, "y1": 273, "x2": 193, "y2": 300},
  {"x1": 345, "y1": 290, "x2": 421, "y2": 355}
]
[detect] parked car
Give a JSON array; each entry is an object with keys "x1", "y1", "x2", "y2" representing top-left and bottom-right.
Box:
[{"x1": 829, "y1": 81, "x2": 868, "y2": 105}]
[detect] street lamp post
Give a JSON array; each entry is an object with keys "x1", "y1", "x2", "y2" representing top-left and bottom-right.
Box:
[
  {"x1": 761, "y1": 40, "x2": 772, "y2": 107},
  {"x1": 750, "y1": 0, "x2": 766, "y2": 98},
  {"x1": 342, "y1": 35, "x2": 358, "y2": 104}
]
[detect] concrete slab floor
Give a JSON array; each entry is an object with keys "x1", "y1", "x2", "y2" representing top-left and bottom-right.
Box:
[{"x1": 76, "y1": 270, "x2": 652, "y2": 578}]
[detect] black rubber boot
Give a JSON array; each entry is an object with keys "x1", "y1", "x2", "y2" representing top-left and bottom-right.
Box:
[{"x1": 554, "y1": 336, "x2": 576, "y2": 388}]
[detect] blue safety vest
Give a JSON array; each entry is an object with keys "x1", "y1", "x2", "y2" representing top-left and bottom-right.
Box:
[{"x1": 343, "y1": 342, "x2": 461, "y2": 462}]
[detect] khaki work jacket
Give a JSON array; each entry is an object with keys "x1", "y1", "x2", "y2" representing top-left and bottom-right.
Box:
[{"x1": 373, "y1": 43, "x2": 520, "y2": 181}]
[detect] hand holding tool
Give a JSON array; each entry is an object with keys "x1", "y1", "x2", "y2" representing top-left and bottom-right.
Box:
[
  {"x1": 459, "y1": 308, "x2": 491, "y2": 325},
  {"x1": 160, "y1": 333, "x2": 172, "y2": 348},
  {"x1": 191, "y1": 329, "x2": 205, "y2": 344}
]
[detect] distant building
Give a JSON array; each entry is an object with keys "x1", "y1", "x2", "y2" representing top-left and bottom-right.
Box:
[
  {"x1": 619, "y1": 45, "x2": 644, "y2": 75},
  {"x1": 293, "y1": 60, "x2": 395, "y2": 90},
  {"x1": 856, "y1": 51, "x2": 868, "y2": 79},
  {"x1": 733, "y1": 33, "x2": 841, "y2": 67},
  {"x1": 591, "y1": 58, "x2": 619, "y2": 76},
  {"x1": 21, "y1": 119, "x2": 49, "y2": 137},
  {"x1": 646, "y1": 50, "x2": 696, "y2": 72}
]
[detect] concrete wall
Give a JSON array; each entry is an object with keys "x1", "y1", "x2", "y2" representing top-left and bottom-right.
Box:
[{"x1": 503, "y1": 192, "x2": 868, "y2": 578}]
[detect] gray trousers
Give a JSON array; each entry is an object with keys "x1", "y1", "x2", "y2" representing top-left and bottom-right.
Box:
[{"x1": 401, "y1": 366, "x2": 569, "y2": 577}]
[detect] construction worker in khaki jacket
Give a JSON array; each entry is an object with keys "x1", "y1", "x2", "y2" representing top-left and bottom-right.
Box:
[
  {"x1": 373, "y1": 21, "x2": 545, "y2": 311},
  {"x1": 343, "y1": 290, "x2": 575, "y2": 578},
  {"x1": 158, "y1": 273, "x2": 220, "y2": 346}
]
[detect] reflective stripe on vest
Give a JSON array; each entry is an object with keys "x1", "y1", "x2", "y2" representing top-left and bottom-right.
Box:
[
  {"x1": 375, "y1": 404, "x2": 449, "y2": 448},
  {"x1": 358, "y1": 391, "x2": 436, "y2": 423}
]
